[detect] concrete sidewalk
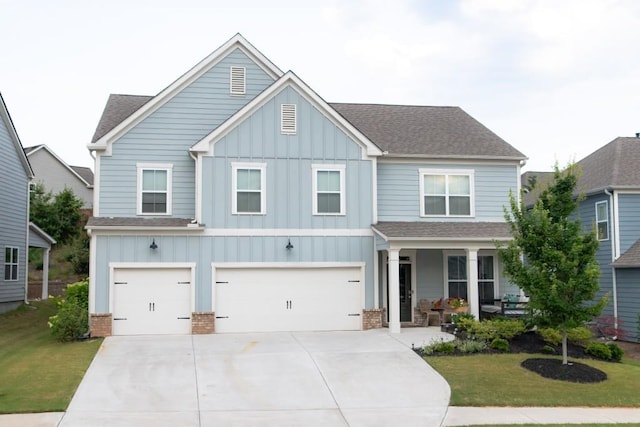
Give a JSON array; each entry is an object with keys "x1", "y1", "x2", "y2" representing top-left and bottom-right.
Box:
[{"x1": 443, "y1": 406, "x2": 640, "y2": 425}]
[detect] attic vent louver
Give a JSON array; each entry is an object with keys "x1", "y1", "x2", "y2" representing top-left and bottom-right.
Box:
[
  {"x1": 281, "y1": 104, "x2": 296, "y2": 135},
  {"x1": 230, "y1": 66, "x2": 246, "y2": 95}
]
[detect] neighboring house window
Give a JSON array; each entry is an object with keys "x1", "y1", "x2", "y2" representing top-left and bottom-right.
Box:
[
  {"x1": 420, "y1": 169, "x2": 474, "y2": 217},
  {"x1": 137, "y1": 163, "x2": 173, "y2": 215},
  {"x1": 4, "y1": 247, "x2": 18, "y2": 281},
  {"x1": 230, "y1": 66, "x2": 246, "y2": 95},
  {"x1": 312, "y1": 164, "x2": 345, "y2": 215},
  {"x1": 232, "y1": 162, "x2": 266, "y2": 214},
  {"x1": 596, "y1": 200, "x2": 609, "y2": 241},
  {"x1": 281, "y1": 104, "x2": 296, "y2": 135},
  {"x1": 447, "y1": 255, "x2": 468, "y2": 300}
]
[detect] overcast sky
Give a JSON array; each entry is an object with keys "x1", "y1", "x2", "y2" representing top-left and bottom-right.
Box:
[{"x1": 1, "y1": 0, "x2": 639, "y2": 172}]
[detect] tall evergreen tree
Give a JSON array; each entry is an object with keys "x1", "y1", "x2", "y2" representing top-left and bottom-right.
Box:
[{"x1": 499, "y1": 164, "x2": 607, "y2": 364}]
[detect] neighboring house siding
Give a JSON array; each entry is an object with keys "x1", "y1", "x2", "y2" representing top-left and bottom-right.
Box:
[
  {"x1": 28, "y1": 149, "x2": 93, "y2": 208},
  {"x1": 93, "y1": 234, "x2": 375, "y2": 312},
  {"x1": 377, "y1": 163, "x2": 518, "y2": 222},
  {"x1": 202, "y1": 86, "x2": 373, "y2": 229},
  {"x1": 98, "y1": 48, "x2": 275, "y2": 217},
  {"x1": 615, "y1": 269, "x2": 640, "y2": 342},
  {"x1": 617, "y1": 193, "x2": 640, "y2": 255},
  {"x1": 0, "y1": 117, "x2": 28, "y2": 306}
]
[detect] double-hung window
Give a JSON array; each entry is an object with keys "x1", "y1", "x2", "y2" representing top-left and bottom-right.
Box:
[
  {"x1": 232, "y1": 162, "x2": 266, "y2": 215},
  {"x1": 137, "y1": 163, "x2": 173, "y2": 215},
  {"x1": 312, "y1": 164, "x2": 345, "y2": 215},
  {"x1": 4, "y1": 247, "x2": 18, "y2": 281},
  {"x1": 596, "y1": 201, "x2": 609, "y2": 241},
  {"x1": 420, "y1": 169, "x2": 474, "y2": 217}
]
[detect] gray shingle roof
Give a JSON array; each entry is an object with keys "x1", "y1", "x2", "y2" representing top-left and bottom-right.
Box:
[
  {"x1": 91, "y1": 94, "x2": 152, "y2": 143},
  {"x1": 330, "y1": 103, "x2": 526, "y2": 159},
  {"x1": 86, "y1": 217, "x2": 198, "y2": 228},
  {"x1": 373, "y1": 221, "x2": 512, "y2": 240},
  {"x1": 613, "y1": 239, "x2": 640, "y2": 268},
  {"x1": 576, "y1": 137, "x2": 640, "y2": 193},
  {"x1": 70, "y1": 166, "x2": 94, "y2": 185}
]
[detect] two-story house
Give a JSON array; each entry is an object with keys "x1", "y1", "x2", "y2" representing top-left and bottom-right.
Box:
[{"x1": 86, "y1": 34, "x2": 527, "y2": 337}]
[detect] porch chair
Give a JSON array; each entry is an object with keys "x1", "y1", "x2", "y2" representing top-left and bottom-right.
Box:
[{"x1": 418, "y1": 299, "x2": 440, "y2": 326}]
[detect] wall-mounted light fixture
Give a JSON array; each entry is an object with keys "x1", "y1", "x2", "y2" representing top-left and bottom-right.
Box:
[
  {"x1": 286, "y1": 239, "x2": 294, "y2": 250},
  {"x1": 150, "y1": 238, "x2": 158, "y2": 250}
]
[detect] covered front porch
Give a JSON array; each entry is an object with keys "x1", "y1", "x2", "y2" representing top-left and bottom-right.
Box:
[{"x1": 372, "y1": 221, "x2": 520, "y2": 333}]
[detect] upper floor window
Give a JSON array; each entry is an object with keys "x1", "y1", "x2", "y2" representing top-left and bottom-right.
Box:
[
  {"x1": 137, "y1": 163, "x2": 173, "y2": 215},
  {"x1": 312, "y1": 164, "x2": 345, "y2": 215},
  {"x1": 281, "y1": 104, "x2": 296, "y2": 135},
  {"x1": 420, "y1": 170, "x2": 474, "y2": 217},
  {"x1": 232, "y1": 162, "x2": 266, "y2": 215},
  {"x1": 4, "y1": 247, "x2": 18, "y2": 281},
  {"x1": 230, "y1": 66, "x2": 246, "y2": 95},
  {"x1": 596, "y1": 200, "x2": 609, "y2": 241}
]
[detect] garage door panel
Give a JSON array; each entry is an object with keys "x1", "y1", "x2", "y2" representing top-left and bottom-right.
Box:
[
  {"x1": 215, "y1": 267, "x2": 363, "y2": 333},
  {"x1": 113, "y1": 268, "x2": 191, "y2": 336}
]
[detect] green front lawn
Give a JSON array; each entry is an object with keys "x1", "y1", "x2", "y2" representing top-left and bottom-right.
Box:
[
  {"x1": 0, "y1": 300, "x2": 102, "y2": 413},
  {"x1": 427, "y1": 353, "x2": 640, "y2": 407}
]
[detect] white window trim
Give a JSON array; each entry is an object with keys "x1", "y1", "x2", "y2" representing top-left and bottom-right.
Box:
[
  {"x1": 312, "y1": 164, "x2": 346, "y2": 216},
  {"x1": 595, "y1": 200, "x2": 609, "y2": 241},
  {"x1": 232, "y1": 162, "x2": 266, "y2": 215},
  {"x1": 230, "y1": 66, "x2": 246, "y2": 96},
  {"x1": 419, "y1": 169, "x2": 475, "y2": 217},
  {"x1": 136, "y1": 163, "x2": 173, "y2": 216},
  {"x1": 4, "y1": 247, "x2": 19, "y2": 282},
  {"x1": 281, "y1": 104, "x2": 296, "y2": 135}
]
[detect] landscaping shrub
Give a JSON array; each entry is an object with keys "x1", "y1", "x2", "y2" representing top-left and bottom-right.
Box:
[
  {"x1": 433, "y1": 340, "x2": 456, "y2": 354},
  {"x1": 585, "y1": 342, "x2": 612, "y2": 360},
  {"x1": 456, "y1": 339, "x2": 487, "y2": 354},
  {"x1": 542, "y1": 345, "x2": 556, "y2": 354},
  {"x1": 538, "y1": 328, "x2": 562, "y2": 345},
  {"x1": 490, "y1": 338, "x2": 510, "y2": 352},
  {"x1": 468, "y1": 318, "x2": 526, "y2": 341},
  {"x1": 48, "y1": 279, "x2": 89, "y2": 341},
  {"x1": 608, "y1": 343, "x2": 624, "y2": 362}
]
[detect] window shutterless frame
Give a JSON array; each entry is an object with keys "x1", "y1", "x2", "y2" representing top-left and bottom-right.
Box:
[
  {"x1": 419, "y1": 169, "x2": 474, "y2": 217},
  {"x1": 312, "y1": 164, "x2": 345, "y2": 215},
  {"x1": 595, "y1": 200, "x2": 609, "y2": 241},
  {"x1": 4, "y1": 247, "x2": 18, "y2": 281},
  {"x1": 136, "y1": 163, "x2": 173, "y2": 215},
  {"x1": 232, "y1": 162, "x2": 266, "y2": 215}
]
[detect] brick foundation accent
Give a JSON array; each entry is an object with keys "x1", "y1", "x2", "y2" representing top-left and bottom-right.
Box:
[
  {"x1": 362, "y1": 308, "x2": 384, "y2": 330},
  {"x1": 90, "y1": 313, "x2": 112, "y2": 337},
  {"x1": 192, "y1": 312, "x2": 215, "y2": 334}
]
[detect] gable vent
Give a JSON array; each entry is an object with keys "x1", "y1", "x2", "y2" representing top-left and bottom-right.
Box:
[
  {"x1": 281, "y1": 104, "x2": 296, "y2": 135},
  {"x1": 230, "y1": 66, "x2": 246, "y2": 95}
]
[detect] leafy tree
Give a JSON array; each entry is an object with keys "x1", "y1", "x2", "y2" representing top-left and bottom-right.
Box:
[
  {"x1": 30, "y1": 183, "x2": 83, "y2": 244},
  {"x1": 498, "y1": 164, "x2": 607, "y2": 364}
]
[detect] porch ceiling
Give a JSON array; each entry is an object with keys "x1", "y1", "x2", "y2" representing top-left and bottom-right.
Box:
[{"x1": 372, "y1": 221, "x2": 512, "y2": 242}]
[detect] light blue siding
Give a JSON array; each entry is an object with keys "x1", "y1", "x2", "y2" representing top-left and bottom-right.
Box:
[
  {"x1": 0, "y1": 112, "x2": 29, "y2": 308},
  {"x1": 99, "y1": 48, "x2": 276, "y2": 217},
  {"x1": 615, "y1": 269, "x2": 640, "y2": 342},
  {"x1": 617, "y1": 194, "x2": 640, "y2": 254},
  {"x1": 377, "y1": 163, "x2": 518, "y2": 221},
  {"x1": 93, "y1": 235, "x2": 375, "y2": 312},
  {"x1": 202, "y1": 86, "x2": 373, "y2": 229}
]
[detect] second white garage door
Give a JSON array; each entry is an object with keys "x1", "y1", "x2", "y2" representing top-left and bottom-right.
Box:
[{"x1": 214, "y1": 266, "x2": 363, "y2": 333}]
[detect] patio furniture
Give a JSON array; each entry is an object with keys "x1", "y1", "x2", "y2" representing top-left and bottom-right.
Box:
[{"x1": 418, "y1": 299, "x2": 440, "y2": 326}]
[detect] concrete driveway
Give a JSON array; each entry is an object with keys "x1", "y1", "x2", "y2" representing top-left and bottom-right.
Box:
[{"x1": 59, "y1": 329, "x2": 451, "y2": 427}]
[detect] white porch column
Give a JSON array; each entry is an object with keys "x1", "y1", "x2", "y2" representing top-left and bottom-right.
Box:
[
  {"x1": 41, "y1": 248, "x2": 50, "y2": 300},
  {"x1": 387, "y1": 248, "x2": 401, "y2": 333},
  {"x1": 467, "y1": 248, "x2": 480, "y2": 319}
]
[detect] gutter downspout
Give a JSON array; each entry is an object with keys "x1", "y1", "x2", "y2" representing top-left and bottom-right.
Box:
[{"x1": 605, "y1": 189, "x2": 618, "y2": 333}]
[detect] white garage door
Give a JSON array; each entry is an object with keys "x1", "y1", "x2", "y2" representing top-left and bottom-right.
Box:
[
  {"x1": 112, "y1": 268, "x2": 192, "y2": 335},
  {"x1": 214, "y1": 266, "x2": 363, "y2": 333}
]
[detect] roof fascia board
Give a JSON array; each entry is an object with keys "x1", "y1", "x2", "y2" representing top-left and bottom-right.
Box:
[
  {"x1": 85, "y1": 226, "x2": 205, "y2": 234},
  {"x1": 89, "y1": 34, "x2": 284, "y2": 152},
  {"x1": 379, "y1": 157, "x2": 523, "y2": 166},
  {"x1": 28, "y1": 144, "x2": 92, "y2": 187},
  {"x1": 0, "y1": 93, "x2": 34, "y2": 178},
  {"x1": 191, "y1": 71, "x2": 383, "y2": 157},
  {"x1": 381, "y1": 153, "x2": 527, "y2": 162}
]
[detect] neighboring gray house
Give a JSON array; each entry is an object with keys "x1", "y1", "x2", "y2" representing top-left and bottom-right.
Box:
[
  {"x1": 525, "y1": 136, "x2": 640, "y2": 343},
  {"x1": 86, "y1": 34, "x2": 527, "y2": 336},
  {"x1": 24, "y1": 144, "x2": 94, "y2": 209},
  {"x1": 0, "y1": 94, "x2": 56, "y2": 312}
]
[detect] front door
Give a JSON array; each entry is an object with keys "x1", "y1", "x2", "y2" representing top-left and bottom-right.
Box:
[{"x1": 387, "y1": 262, "x2": 412, "y2": 322}]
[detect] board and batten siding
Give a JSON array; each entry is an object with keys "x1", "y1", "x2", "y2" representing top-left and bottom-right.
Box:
[
  {"x1": 202, "y1": 86, "x2": 373, "y2": 229},
  {"x1": 93, "y1": 234, "x2": 375, "y2": 312},
  {"x1": 615, "y1": 268, "x2": 640, "y2": 342},
  {"x1": 617, "y1": 194, "x2": 640, "y2": 255},
  {"x1": 98, "y1": 48, "x2": 275, "y2": 217},
  {"x1": 0, "y1": 115, "x2": 29, "y2": 306},
  {"x1": 377, "y1": 163, "x2": 518, "y2": 222}
]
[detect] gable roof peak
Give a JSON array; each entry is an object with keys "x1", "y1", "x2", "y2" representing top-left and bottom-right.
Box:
[{"x1": 0, "y1": 92, "x2": 34, "y2": 178}]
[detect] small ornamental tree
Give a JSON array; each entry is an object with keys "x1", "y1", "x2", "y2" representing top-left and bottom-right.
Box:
[{"x1": 498, "y1": 164, "x2": 607, "y2": 364}]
